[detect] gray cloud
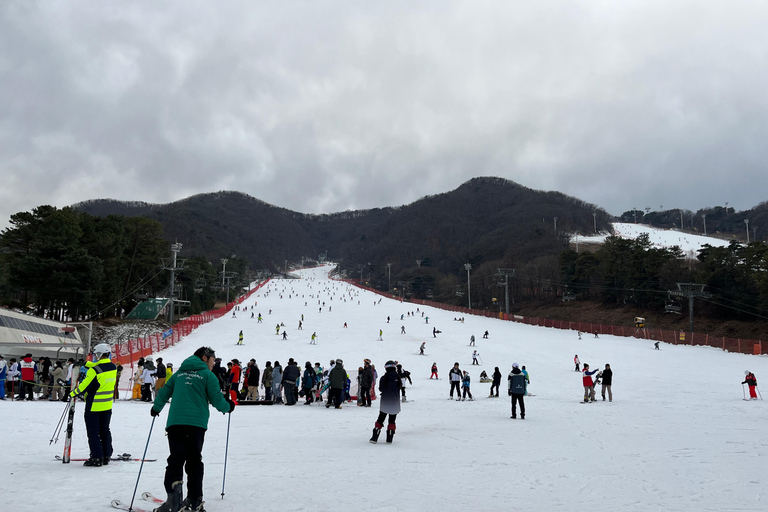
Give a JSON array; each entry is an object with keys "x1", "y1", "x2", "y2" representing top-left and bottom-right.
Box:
[{"x1": 2, "y1": 1, "x2": 768, "y2": 230}]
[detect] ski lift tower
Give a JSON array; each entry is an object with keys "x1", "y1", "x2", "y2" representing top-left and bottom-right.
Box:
[
  {"x1": 669, "y1": 283, "x2": 711, "y2": 334},
  {"x1": 161, "y1": 242, "x2": 185, "y2": 324},
  {"x1": 495, "y1": 268, "x2": 516, "y2": 315}
]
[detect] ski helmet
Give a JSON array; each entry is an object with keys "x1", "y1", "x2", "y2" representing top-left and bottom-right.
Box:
[
  {"x1": 92, "y1": 343, "x2": 111, "y2": 359},
  {"x1": 745, "y1": 370, "x2": 751, "y2": 375},
  {"x1": 336, "y1": 358, "x2": 343, "y2": 365},
  {"x1": 385, "y1": 360, "x2": 396, "y2": 369}
]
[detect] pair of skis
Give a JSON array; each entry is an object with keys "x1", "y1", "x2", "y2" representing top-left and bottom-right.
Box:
[
  {"x1": 55, "y1": 453, "x2": 157, "y2": 462},
  {"x1": 111, "y1": 492, "x2": 163, "y2": 511}
]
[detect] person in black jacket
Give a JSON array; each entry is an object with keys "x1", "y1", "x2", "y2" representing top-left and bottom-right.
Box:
[
  {"x1": 449, "y1": 363, "x2": 462, "y2": 400},
  {"x1": 360, "y1": 359, "x2": 374, "y2": 407},
  {"x1": 508, "y1": 362, "x2": 527, "y2": 419},
  {"x1": 490, "y1": 367, "x2": 502, "y2": 397},
  {"x1": 246, "y1": 360, "x2": 261, "y2": 401},
  {"x1": 601, "y1": 364, "x2": 613, "y2": 402},
  {"x1": 155, "y1": 358, "x2": 167, "y2": 392},
  {"x1": 370, "y1": 360, "x2": 402, "y2": 443},
  {"x1": 281, "y1": 358, "x2": 301, "y2": 405},
  {"x1": 212, "y1": 359, "x2": 225, "y2": 391}
]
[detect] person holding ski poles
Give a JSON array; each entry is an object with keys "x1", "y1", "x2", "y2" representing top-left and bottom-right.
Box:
[
  {"x1": 151, "y1": 346, "x2": 235, "y2": 512},
  {"x1": 70, "y1": 343, "x2": 117, "y2": 467},
  {"x1": 370, "y1": 360, "x2": 402, "y2": 443},
  {"x1": 743, "y1": 371, "x2": 758, "y2": 400},
  {"x1": 449, "y1": 363, "x2": 462, "y2": 400}
]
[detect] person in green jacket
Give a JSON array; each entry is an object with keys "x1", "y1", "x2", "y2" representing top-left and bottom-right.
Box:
[{"x1": 151, "y1": 346, "x2": 235, "y2": 512}]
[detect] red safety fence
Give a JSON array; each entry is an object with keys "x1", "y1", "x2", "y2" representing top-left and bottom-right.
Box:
[
  {"x1": 113, "y1": 279, "x2": 269, "y2": 366},
  {"x1": 339, "y1": 279, "x2": 767, "y2": 357}
]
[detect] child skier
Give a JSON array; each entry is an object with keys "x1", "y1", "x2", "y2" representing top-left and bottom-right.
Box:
[
  {"x1": 430, "y1": 363, "x2": 438, "y2": 379},
  {"x1": 743, "y1": 371, "x2": 758, "y2": 400},
  {"x1": 461, "y1": 371, "x2": 474, "y2": 401}
]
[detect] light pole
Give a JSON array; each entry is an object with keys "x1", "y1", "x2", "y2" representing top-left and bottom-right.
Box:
[
  {"x1": 553, "y1": 217, "x2": 558, "y2": 234},
  {"x1": 592, "y1": 212, "x2": 597, "y2": 234},
  {"x1": 702, "y1": 214, "x2": 707, "y2": 236},
  {"x1": 745, "y1": 219, "x2": 750, "y2": 243},
  {"x1": 416, "y1": 260, "x2": 422, "y2": 267},
  {"x1": 387, "y1": 263, "x2": 392, "y2": 291},
  {"x1": 220, "y1": 258, "x2": 228, "y2": 287},
  {"x1": 464, "y1": 263, "x2": 472, "y2": 309},
  {"x1": 680, "y1": 210, "x2": 684, "y2": 230},
  {"x1": 168, "y1": 243, "x2": 182, "y2": 324}
]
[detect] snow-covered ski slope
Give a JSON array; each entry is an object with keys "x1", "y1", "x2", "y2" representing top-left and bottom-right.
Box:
[
  {"x1": 577, "y1": 222, "x2": 730, "y2": 258},
  {"x1": 3, "y1": 265, "x2": 767, "y2": 511}
]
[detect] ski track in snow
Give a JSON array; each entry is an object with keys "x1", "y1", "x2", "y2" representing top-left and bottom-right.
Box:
[{"x1": 2, "y1": 264, "x2": 767, "y2": 511}]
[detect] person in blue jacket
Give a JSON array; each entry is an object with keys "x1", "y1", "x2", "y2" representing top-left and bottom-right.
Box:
[
  {"x1": 508, "y1": 363, "x2": 527, "y2": 419},
  {"x1": 302, "y1": 362, "x2": 316, "y2": 405}
]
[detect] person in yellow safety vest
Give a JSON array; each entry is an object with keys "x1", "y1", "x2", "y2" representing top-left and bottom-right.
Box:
[
  {"x1": 166, "y1": 363, "x2": 173, "y2": 380},
  {"x1": 71, "y1": 343, "x2": 117, "y2": 467}
]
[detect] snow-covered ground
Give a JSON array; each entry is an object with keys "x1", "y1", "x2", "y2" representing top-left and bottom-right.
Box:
[
  {"x1": 3, "y1": 264, "x2": 767, "y2": 511},
  {"x1": 576, "y1": 222, "x2": 731, "y2": 258}
]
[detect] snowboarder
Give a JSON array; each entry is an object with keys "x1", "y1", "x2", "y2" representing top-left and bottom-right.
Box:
[
  {"x1": 461, "y1": 371, "x2": 474, "y2": 401},
  {"x1": 70, "y1": 343, "x2": 117, "y2": 466},
  {"x1": 449, "y1": 363, "x2": 462, "y2": 399},
  {"x1": 237, "y1": 330, "x2": 243, "y2": 345},
  {"x1": 151, "y1": 346, "x2": 234, "y2": 512},
  {"x1": 508, "y1": 362, "x2": 526, "y2": 419},
  {"x1": 378, "y1": 329, "x2": 383, "y2": 341},
  {"x1": 582, "y1": 364, "x2": 599, "y2": 402},
  {"x1": 472, "y1": 350, "x2": 479, "y2": 365},
  {"x1": 419, "y1": 342, "x2": 426, "y2": 355},
  {"x1": 654, "y1": 342, "x2": 660, "y2": 350},
  {"x1": 743, "y1": 371, "x2": 758, "y2": 400},
  {"x1": 490, "y1": 367, "x2": 502, "y2": 397},
  {"x1": 601, "y1": 364, "x2": 613, "y2": 402},
  {"x1": 483, "y1": 330, "x2": 489, "y2": 339},
  {"x1": 370, "y1": 360, "x2": 402, "y2": 443},
  {"x1": 430, "y1": 363, "x2": 438, "y2": 379},
  {"x1": 574, "y1": 355, "x2": 580, "y2": 372},
  {"x1": 310, "y1": 332, "x2": 317, "y2": 345}
]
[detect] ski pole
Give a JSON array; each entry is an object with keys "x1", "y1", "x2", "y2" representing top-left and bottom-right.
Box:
[
  {"x1": 50, "y1": 400, "x2": 71, "y2": 445},
  {"x1": 743, "y1": 383, "x2": 747, "y2": 400},
  {"x1": 128, "y1": 416, "x2": 156, "y2": 512},
  {"x1": 221, "y1": 412, "x2": 232, "y2": 499},
  {"x1": 758, "y1": 386, "x2": 763, "y2": 400}
]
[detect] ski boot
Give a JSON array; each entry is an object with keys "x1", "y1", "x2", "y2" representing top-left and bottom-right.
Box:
[
  {"x1": 370, "y1": 422, "x2": 383, "y2": 443},
  {"x1": 83, "y1": 457, "x2": 102, "y2": 467},
  {"x1": 180, "y1": 496, "x2": 205, "y2": 512},
  {"x1": 386, "y1": 423, "x2": 396, "y2": 443},
  {"x1": 155, "y1": 481, "x2": 183, "y2": 512}
]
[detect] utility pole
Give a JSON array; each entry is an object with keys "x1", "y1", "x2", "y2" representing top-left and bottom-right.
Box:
[
  {"x1": 359, "y1": 265, "x2": 364, "y2": 285},
  {"x1": 495, "y1": 268, "x2": 516, "y2": 315},
  {"x1": 702, "y1": 214, "x2": 707, "y2": 236},
  {"x1": 553, "y1": 217, "x2": 558, "y2": 233},
  {"x1": 593, "y1": 212, "x2": 597, "y2": 234},
  {"x1": 464, "y1": 263, "x2": 472, "y2": 309},
  {"x1": 669, "y1": 283, "x2": 711, "y2": 334},
  {"x1": 387, "y1": 263, "x2": 392, "y2": 291},
  {"x1": 745, "y1": 219, "x2": 750, "y2": 243},
  {"x1": 161, "y1": 243, "x2": 185, "y2": 324}
]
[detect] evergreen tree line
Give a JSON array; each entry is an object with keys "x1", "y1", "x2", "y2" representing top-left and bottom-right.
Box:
[{"x1": 0, "y1": 206, "x2": 252, "y2": 321}]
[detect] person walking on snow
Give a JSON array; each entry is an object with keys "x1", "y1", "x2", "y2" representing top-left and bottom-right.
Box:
[
  {"x1": 743, "y1": 371, "x2": 758, "y2": 399},
  {"x1": 582, "y1": 364, "x2": 599, "y2": 402},
  {"x1": 574, "y1": 355, "x2": 581, "y2": 372},
  {"x1": 601, "y1": 364, "x2": 613, "y2": 401},
  {"x1": 449, "y1": 363, "x2": 462, "y2": 400},
  {"x1": 419, "y1": 342, "x2": 426, "y2": 355},
  {"x1": 237, "y1": 330, "x2": 243, "y2": 345},
  {"x1": 310, "y1": 332, "x2": 317, "y2": 344},
  {"x1": 359, "y1": 359, "x2": 374, "y2": 407},
  {"x1": 472, "y1": 350, "x2": 479, "y2": 365},
  {"x1": 430, "y1": 363, "x2": 438, "y2": 379},
  {"x1": 370, "y1": 360, "x2": 402, "y2": 443},
  {"x1": 461, "y1": 371, "x2": 474, "y2": 401},
  {"x1": 151, "y1": 346, "x2": 234, "y2": 512},
  {"x1": 508, "y1": 362, "x2": 526, "y2": 419}
]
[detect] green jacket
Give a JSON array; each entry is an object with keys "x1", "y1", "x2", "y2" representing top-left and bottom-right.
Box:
[{"x1": 152, "y1": 355, "x2": 230, "y2": 430}]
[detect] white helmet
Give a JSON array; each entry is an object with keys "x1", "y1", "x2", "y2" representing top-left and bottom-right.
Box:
[
  {"x1": 92, "y1": 343, "x2": 111, "y2": 359},
  {"x1": 745, "y1": 370, "x2": 751, "y2": 376}
]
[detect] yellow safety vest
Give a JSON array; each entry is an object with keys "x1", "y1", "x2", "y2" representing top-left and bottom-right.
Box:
[{"x1": 72, "y1": 358, "x2": 117, "y2": 412}]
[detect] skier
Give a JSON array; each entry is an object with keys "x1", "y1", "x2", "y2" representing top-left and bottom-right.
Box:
[
  {"x1": 401, "y1": 326, "x2": 406, "y2": 334},
  {"x1": 396, "y1": 363, "x2": 410, "y2": 402},
  {"x1": 327, "y1": 359, "x2": 346, "y2": 409},
  {"x1": 654, "y1": 342, "x2": 660, "y2": 350},
  {"x1": 370, "y1": 360, "x2": 402, "y2": 444},
  {"x1": 302, "y1": 362, "x2": 316, "y2": 405},
  {"x1": 237, "y1": 330, "x2": 243, "y2": 345},
  {"x1": 743, "y1": 371, "x2": 758, "y2": 400},
  {"x1": 70, "y1": 343, "x2": 117, "y2": 466},
  {"x1": 489, "y1": 367, "x2": 501, "y2": 397},
  {"x1": 508, "y1": 362, "x2": 526, "y2": 419},
  {"x1": 141, "y1": 358, "x2": 156, "y2": 402},
  {"x1": 574, "y1": 355, "x2": 580, "y2": 372},
  {"x1": 430, "y1": 363, "x2": 438, "y2": 379},
  {"x1": 282, "y1": 331, "x2": 288, "y2": 340},
  {"x1": 483, "y1": 330, "x2": 489, "y2": 339},
  {"x1": 17, "y1": 353, "x2": 36, "y2": 401},
  {"x1": 472, "y1": 350, "x2": 479, "y2": 365},
  {"x1": 310, "y1": 332, "x2": 317, "y2": 344},
  {"x1": 359, "y1": 359, "x2": 374, "y2": 407},
  {"x1": 582, "y1": 364, "x2": 599, "y2": 402},
  {"x1": 245, "y1": 361, "x2": 260, "y2": 401},
  {"x1": 262, "y1": 361, "x2": 273, "y2": 401},
  {"x1": 257, "y1": 313, "x2": 262, "y2": 323},
  {"x1": 449, "y1": 363, "x2": 462, "y2": 400},
  {"x1": 378, "y1": 329, "x2": 383, "y2": 341},
  {"x1": 298, "y1": 320, "x2": 302, "y2": 330},
  {"x1": 521, "y1": 366, "x2": 531, "y2": 395},
  {"x1": 281, "y1": 358, "x2": 300, "y2": 406},
  {"x1": 419, "y1": 342, "x2": 426, "y2": 355},
  {"x1": 469, "y1": 335, "x2": 475, "y2": 346},
  {"x1": 0, "y1": 354, "x2": 6, "y2": 400},
  {"x1": 601, "y1": 364, "x2": 613, "y2": 402},
  {"x1": 272, "y1": 361, "x2": 283, "y2": 404},
  {"x1": 151, "y1": 346, "x2": 234, "y2": 512},
  {"x1": 461, "y1": 371, "x2": 474, "y2": 401}
]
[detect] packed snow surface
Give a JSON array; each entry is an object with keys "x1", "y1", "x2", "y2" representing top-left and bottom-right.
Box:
[
  {"x1": 3, "y1": 265, "x2": 766, "y2": 511},
  {"x1": 576, "y1": 222, "x2": 731, "y2": 258}
]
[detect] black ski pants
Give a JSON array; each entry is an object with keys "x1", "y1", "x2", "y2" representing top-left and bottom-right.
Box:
[
  {"x1": 450, "y1": 381, "x2": 461, "y2": 397},
  {"x1": 84, "y1": 409, "x2": 113, "y2": 459},
  {"x1": 165, "y1": 425, "x2": 206, "y2": 502},
  {"x1": 361, "y1": 386, "x2": 371, "y2": 406},
  {"x1": 330, "y1": 387, "x2": 343, "y2": 407},
  {"x1": 511, "y1": 393, "x2": 525, "y2": 417},
  {"x1": 490, "y1": 383, "x2": 499, "y2": 396},
  {"x1": 376, "y1": 411, "x2": 396, "y2": 427}
]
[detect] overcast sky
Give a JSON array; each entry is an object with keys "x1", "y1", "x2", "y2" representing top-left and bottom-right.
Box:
[{"x1": 2, "y1": 1, "x2": 767, "y2": 230}]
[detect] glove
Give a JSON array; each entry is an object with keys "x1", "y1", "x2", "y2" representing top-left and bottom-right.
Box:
[
  {"x1": 228, "y1": 399, "x2": 236, "y2": 413},
  {"x1": 508, "y1": 390, "x2": 512, "y2": 396},
  {"x1": 150, "y1": 408, "x2": 160, "y2": 417}
]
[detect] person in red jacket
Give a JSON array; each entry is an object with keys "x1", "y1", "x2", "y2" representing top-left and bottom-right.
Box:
[
  {"x1": 582, "y1": 364, "x2": 599, "y2": 402},
  {"x1": 743, "y1": 371, "x2": 758, "y2": 400},
  {"x1": 229, "y1": 359, "x2": 242, "y2": 400},
  {"x1": 18, "y1": 353, "x2": 37, "y2": 401}
]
